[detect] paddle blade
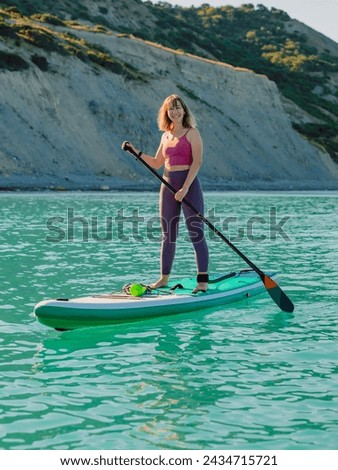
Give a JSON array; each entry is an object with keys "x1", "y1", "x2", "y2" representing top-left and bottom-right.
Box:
[{"x1": 262, "y1": 274, "x2": 294, "y2": 313}]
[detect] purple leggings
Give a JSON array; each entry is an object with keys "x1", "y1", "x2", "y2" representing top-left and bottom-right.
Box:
[{"x1": 159, "y1": 169, "x2": 209, "y2": 275}]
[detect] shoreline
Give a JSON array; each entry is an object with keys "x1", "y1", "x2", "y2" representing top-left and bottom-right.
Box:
[{"x1": 1, "y1": 174, "x2": 338, "y2": 192}]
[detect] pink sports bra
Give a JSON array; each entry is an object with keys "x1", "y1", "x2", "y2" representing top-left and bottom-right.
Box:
[{"x1": 163, "y1": 130, "x2": 193, "y2": 166}]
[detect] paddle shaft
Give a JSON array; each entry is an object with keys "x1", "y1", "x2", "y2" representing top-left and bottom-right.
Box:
[
  {"x1": 124, "y1": 144, "x2": 264, "y2": 276},
  {"x1": 122, "y1": 142, "x2": 294, "y2": 313}
]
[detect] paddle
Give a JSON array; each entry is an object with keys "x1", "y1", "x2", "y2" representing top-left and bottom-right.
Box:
[{"x1": 121, "y1": 142, "x2": 294, "y2": 313}]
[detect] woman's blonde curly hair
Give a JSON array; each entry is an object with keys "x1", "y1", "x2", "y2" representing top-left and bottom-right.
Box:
[{"x1": 157, "y1": 95, "x2": 196, "y2": 131}]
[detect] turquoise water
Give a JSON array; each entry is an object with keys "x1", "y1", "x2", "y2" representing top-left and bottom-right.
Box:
[{"x1": 0, "y1": 191, "x2": 337, "y2": 450}]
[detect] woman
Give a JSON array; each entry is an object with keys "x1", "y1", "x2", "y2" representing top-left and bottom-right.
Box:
[{"x1": 124, "y1": 94, "x2": 209, "y2": 293}]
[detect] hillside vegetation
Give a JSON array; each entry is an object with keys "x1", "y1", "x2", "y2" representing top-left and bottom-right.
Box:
[
  {"x1": 129, "y1": 2, "x2": 338, "y2": 161},
  {"x1": 0, "y1": 0, "x2": 337, "y2": 164}
]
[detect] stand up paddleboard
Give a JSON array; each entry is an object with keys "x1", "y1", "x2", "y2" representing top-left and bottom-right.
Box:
[{"x1": 34, "y1": 270, "x2": 276, "y2": 330}]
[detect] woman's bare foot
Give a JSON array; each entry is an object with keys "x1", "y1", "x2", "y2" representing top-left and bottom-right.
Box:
[
  {"x1": 193, "y1": 282, "x2": 208, "y2": 293},
  {"x1": 193, "y1": 273, "x2": 209, "y2": 293},
  {"x1": 150, "y1": 275, "x2": 170, "y2": 289}
]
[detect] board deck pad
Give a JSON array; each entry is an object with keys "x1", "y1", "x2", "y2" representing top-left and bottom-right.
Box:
[{"x1": 33, "y1": 270, "x2": 276, "y2": 330}]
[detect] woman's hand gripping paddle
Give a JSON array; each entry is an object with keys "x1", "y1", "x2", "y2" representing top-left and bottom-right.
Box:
[{"x1": 121, "y1": 141, "x2": 294, "y2": 313}]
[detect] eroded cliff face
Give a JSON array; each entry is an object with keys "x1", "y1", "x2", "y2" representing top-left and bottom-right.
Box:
[{"x1": 1, "y1": 27, "x2": 338, "y2": 190}]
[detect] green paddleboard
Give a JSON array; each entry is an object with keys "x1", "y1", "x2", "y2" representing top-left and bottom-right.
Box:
[{"x1": 33, "y1": 270, "x2": 276, "y2": 330}]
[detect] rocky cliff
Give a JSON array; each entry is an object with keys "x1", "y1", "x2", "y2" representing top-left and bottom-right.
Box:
[{"x1": 0, "y1": 8, "x2": 338, "y2": 190}]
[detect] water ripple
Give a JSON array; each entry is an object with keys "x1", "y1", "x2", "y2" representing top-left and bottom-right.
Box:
[{"x1": 0, "y1": 192, "x2": 338, "y2": 449}]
